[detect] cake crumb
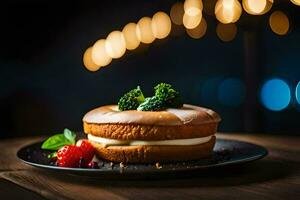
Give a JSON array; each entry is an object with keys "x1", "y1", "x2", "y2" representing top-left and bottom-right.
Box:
[
  {"x1": 110, "y1": 162, "x2": 114, "y2": 169},
  {"x1": 120, "y1": 162, "x2": 125, "y2": 168},
  {"x1": 119, "y1": 162, "x2": 125, "y2": 173},
  {"x1": 155, "y1": 162, "x2": 162, "y2": 169}
]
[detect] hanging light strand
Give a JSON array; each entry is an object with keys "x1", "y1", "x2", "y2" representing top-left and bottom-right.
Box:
[{"x1": 83, "y1": 0, "x2": 295, "y2": 71}]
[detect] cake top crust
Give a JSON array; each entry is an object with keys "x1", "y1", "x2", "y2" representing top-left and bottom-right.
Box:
[{"x1": 83, "y1": 104, "x2": 221, "y2": 126}]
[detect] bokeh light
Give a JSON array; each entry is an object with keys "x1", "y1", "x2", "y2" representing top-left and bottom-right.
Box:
[
  {"x1": 218, "y1": 78, "x2": 245, "y2": 107},
  {"x1": 91, "y1": 39, "x2": 112, "y2": 67},
  {"x1": 215, "y1": 0, "x2": 242, "y2": 24},
  {"x1": 261, "y1": 78, "x2": 291, "y2": 111},
  {"x1": 186, "y1": 17, "x2": 207, "y2": 39},
  {"x1": 170, "y1": 2, "x2": 184, "y2": 25},
  {"x1": 122, "y1": 23, "x2": 140, "y2": 50},
  {"x1": 291, "y1": 0, "x2": 300, "y2": 6},
  {"x1": 296, "y1": 82, "x2": 300, "y2": 105},
  {"x1": 152, "y1": 11, "x2": 172, "y2": 39},
  {"x1": 83, "y1": 47, "x2": 100, "y2": 72},
  {"x1": 242, "y1": 0, "x2": 273, "y2": 15},
  {"x1": 136, "y1": 17, "x2": 155, "y2": 44},
  {"x1": 105, "y1": 31, "x2": 126, "y2": 58},
  {"x1": 216, "y1": 23, "x2": 237, "y2": 42},
  {"x1": 183, "y1": 12, "x2": 202, "y2": 29},
  {"x1": 184, "y1": 0, "x2": 203, "y2": 16},
  {"x1": 269, "y1": 11, "x2": 290, "y2": 36}
]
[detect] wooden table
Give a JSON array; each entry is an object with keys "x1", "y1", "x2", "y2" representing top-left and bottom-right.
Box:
[{"x1": 0, "y1": 133, "x2": 299, "y2": 200}]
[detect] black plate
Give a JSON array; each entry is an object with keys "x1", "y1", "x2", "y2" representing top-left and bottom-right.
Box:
[{"x1": 17, "y1": 139, "x2": 267, "y2": 177}]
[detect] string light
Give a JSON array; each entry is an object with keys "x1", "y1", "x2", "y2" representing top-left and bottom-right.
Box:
[
  {"x1": 122, "y1": 23, "x2": 140, "y2": 50},
  {"x1": 136, "y1": 17, "x2": 155, "y2": 44},
  {"x1": 91, "y1": 39, "x2": 112, "y2": 67},
  {"x1": 216, "y1": 23, "x2": 237, "y2": 42},
  {"x1": 215, "y1": 0, "x2": 242, "y2": 24},
  {"x1": 83, "y1": 47, "x2": 100, "y2": 71},
  {"x1": 291, "y1": 0, "x2": 300, "y2": 6},
  {"x1": 170, "y1": 2, "x2": 184, "y2": 25},
  {"x1": 269, "y1": 11, "x2": 290, "y2": 36},
  {"x1": 242, "y1": 0, "x2": 273, "y2": 15},
  {"x1": 186, "y1": 17, "x2": 207, "y2": 39},
  {"x1": 183, "y1": 12, "x2": 202, "y2": 29},
  {"x1": 152, "y1": 12, "x2": 172, "y2": 39},
  {"x1": 296, "y1": 82, "x2": 300, "y2": 104},
  {"x1": 83, "y1": 0, "x2": 295, "y2": 70},
  {"x1": 184, "y1": 0, "x2": 203, "y2": 16},
  {"x1": 105, "y1": 31, "x2": 126, "y2": 58},
  {"x1": 261, "y1": 78, "x2": 291, "y2": 111}
]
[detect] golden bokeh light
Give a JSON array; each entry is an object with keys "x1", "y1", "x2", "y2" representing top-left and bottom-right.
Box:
[
  {"x1": 216, "y1": 23, "x2": 237, "y2": 42},
  {"x1": 184, "y1": 0, "x2": 203, "y2": 16},
  {"x1": 83, "y1": 47, "x2": 100, "y2": 72},
  {"x1": 170, "y1": 2, "x2": 184, "y2": 25},
  {"x1": 183, "y1": 12, "x2": 202, "y2": 29},
  {"x1": 291, "y1": 0, "x2": 300, "y2": 6},
  {"x1": 269, "y1": 11, "x2": 290, "y2": 36},
  {"x1": 242, "y1": 0, "x2": 273, "y2": 15},
  {"x1": 136, "y1": 17, "x2": 155, "y2": 44},
  {"x1": 122, "y1": 23, "x2": 140, "y2": 50},
  {"x1": 105, "y1": 31, "x2": 126, "y2": 59},
  {"x1": 186, "y1": 17, "x2": 207, "y2": 39},
  {"x1": 152, "y1": 11, "x2": 172, "y2": 39},
  {"x1": 215, "y1": 0, "x2": 242, "y2": 24},
  {"x1": 91, "y1": 39, "x2": 112, "y2": 67}
]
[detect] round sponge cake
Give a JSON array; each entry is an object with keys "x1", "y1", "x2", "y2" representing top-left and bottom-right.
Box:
[{"x1": 83, "y1": 104, "x2": 221, "y2": 163}]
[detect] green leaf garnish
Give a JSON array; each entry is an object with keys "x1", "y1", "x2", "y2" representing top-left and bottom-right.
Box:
[
  {"x1": 41, "y1": 134, "x2": 70, "y2": 150},
  {"x1": 63, "y1": 128, "x2": 76, "y2": 145},
  {"x1": 41, "y1": 129, "x2": 77, "y2": 150},
  {"x1": 47, "y1": 151, "x2": 57, "y2": 159}
]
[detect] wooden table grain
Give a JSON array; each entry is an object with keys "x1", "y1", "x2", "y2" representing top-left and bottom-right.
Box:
[{"x1": 0, "y1": 133, "x2": 299, "y2": 200}]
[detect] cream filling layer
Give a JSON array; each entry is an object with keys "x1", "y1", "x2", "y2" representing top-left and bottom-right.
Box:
[{"x1": 87, "y1": 134, "x2": 213, "y2": 147}]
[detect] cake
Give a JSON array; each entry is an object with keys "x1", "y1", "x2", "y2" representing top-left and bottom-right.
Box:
[{"x1": 83, "y1": 104, "x2": 221, "y2": 163}]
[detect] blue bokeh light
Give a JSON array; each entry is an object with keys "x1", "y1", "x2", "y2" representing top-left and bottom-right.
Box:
[
  {"x1": 260, "y1": 78, "x2": 291, "y2": 111},
  {"x1": 218, "y1": 78, "x2": 245, "y2": 107},
  {"x1": 296, "y1": 82, "x2": 300, "y2": 105}
]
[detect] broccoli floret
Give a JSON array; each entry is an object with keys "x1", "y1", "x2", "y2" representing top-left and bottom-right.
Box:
[
  {"x1": 118, "y1": 86, "x2": 145, "y2": 111},
  {"x1": 137, "y1": 96, "x2": 165, "y2": 111},
  {"x1": 118, "y1": 83, "x2": 183, "y2": 112},
  {"x1": 154, "y1": 83, "x2": 183, "y2": 108}
]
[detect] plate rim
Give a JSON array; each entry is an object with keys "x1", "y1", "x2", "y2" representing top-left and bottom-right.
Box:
[{"x1": 17, "y1": 138, "x2": 268, "y2": 174}]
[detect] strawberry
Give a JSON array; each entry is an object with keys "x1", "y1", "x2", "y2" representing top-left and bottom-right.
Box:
[
  {"x1": 79, "y1": 140, "x2": 95, "y2": 164},
  {"x1": 56, "y1": 145, "x2": 83, "y2": 167}
]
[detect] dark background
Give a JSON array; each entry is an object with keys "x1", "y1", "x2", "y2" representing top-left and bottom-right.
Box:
[{"x1": 0, "y1": 0, "x2": 299, "y2": 138}]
